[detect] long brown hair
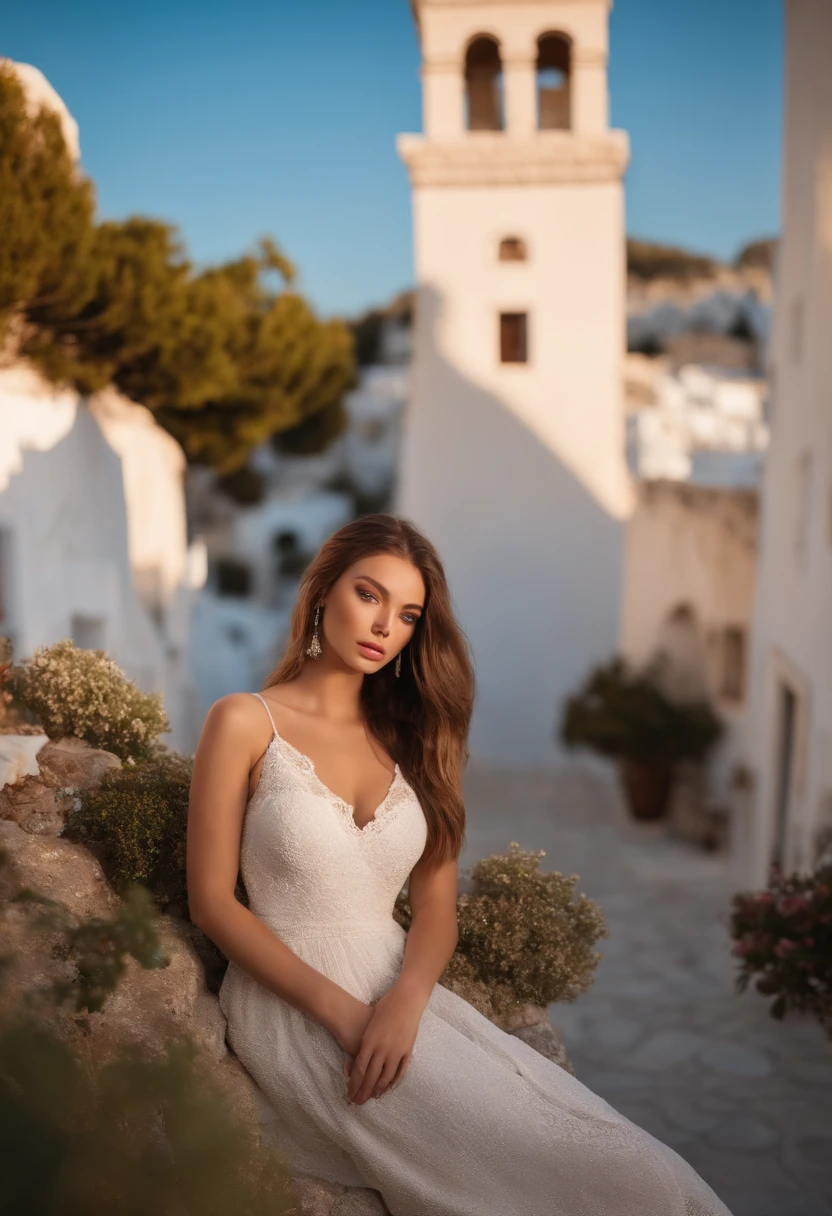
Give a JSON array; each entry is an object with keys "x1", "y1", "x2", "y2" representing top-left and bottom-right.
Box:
[{"x1": 262, "y1": 513, "x2": 475, "y2": 867}]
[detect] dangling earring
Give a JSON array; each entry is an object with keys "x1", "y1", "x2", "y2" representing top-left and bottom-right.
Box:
[
  {"x1": 395, "y1": 650, "x2": 402, "y2": 678},
  {"x1": 306, "y1": 605, "x2": 323, "y2": 659}
]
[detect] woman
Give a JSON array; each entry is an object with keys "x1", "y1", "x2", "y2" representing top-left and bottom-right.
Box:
[{"x1": 187, "y1": 512, "x2": 732, "y2": 1216}]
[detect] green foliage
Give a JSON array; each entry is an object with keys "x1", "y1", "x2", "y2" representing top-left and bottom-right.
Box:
[
  {"x1": 349, "y1": 289, "x2": 414, "y2": 367},
  {"x1": 560, "y1": 656, "x2": 723, "y2": 765},
  {"x1": 216, "y1": 464, "x2": 266, "y2": 507},
  {"x1": 0, "y1": 1026, "x2": 295, "y2": 1216},
  {"x1": 627, "y1": 237, "x2": 720, "y2": 282},
  {"x1": 10, "y1": 639, "x2": 169, "y2": 761},
  {"x1": 0, "y1": 64, "x2": 96, "y2": 331},
  {"x1": 271, "y1": 396, "x2": 348, "y2": 457},
  {"x1": 65, "y1": 750, "x2": 194, "y2": 915},
  {"x1": 395, "y1": 842, "x2": 607, "y2": 1021},
  {"x1": 729, "y1": 863, "x2": 832, "y2": 1035},
  {"x1": 0, "y1": 65, "x2": 356, "y2": 474},
  {"x1": 0, "y1": 851, "x2": 295, "y2": 1216}
]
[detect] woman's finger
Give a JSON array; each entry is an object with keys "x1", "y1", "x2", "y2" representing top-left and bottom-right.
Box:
[
  {"x1": 372, "y1": 1055, "x2": 402, "y2": 1099},
  {"x1": 347, "y1": 1046, "x2": 373, "y2": 1101},
  {"x1": 351, "y1": 1051, "x2": 385, "y2": 1104},
  {"x1": 389, "y1": 1053, "x2": 411, "y2": 1090}
]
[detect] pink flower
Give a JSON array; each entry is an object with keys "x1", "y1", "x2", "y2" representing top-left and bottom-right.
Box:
[
  {"x1": 777, "y1": 895, "x2": 809, "y2": 915},
  {"x1": 774, "y1": 938, "x2": 799, "y2": 958}
]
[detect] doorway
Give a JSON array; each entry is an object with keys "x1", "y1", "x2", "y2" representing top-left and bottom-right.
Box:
[{"x1": 772, "y1": 681, "x2": 797, "y2": 870}]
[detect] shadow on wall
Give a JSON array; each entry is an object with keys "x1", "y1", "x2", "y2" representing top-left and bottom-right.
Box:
[
  {"x1": 0, "y1": 402, "x2": 163, "y2": 689},
  {"x1": 395, "y1": 286, "x2": 626, "y2": 769}
]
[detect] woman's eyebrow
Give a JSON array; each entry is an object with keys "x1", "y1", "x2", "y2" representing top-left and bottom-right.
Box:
[{"x1": 355, "y1": 574, "x2": 424, "y2": 612}]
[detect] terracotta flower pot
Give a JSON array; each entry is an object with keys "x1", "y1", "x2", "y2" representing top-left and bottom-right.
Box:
[{"x1": 618, "y1": 759, "x2": 675, "y2": 821}]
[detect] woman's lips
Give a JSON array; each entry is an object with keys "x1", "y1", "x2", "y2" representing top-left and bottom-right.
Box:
[{"x1": 357, "y1": 642, "x2": 385, "y2": 659}]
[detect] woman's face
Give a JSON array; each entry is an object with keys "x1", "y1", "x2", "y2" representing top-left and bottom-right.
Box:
[{"x1": 321, "y1": 552, "x2": 426, "y2": 675}]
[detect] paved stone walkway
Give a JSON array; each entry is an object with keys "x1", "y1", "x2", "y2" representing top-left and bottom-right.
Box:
[{"x1": 460, "y1": 763, "x2": 832, "y2": 1216}]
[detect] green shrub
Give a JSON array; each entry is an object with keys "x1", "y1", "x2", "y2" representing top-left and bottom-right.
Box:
[
  {"x1": 395, "y1": 842, "x2": 607, "y2": 1022},
  {"x1": 64, "y1": 749, "x2": 248, "y2": 993},
  {"x1": 0, "y1": 850, "x2": 295, "y2": 1216},
  {"x1": 560, "y1": 656, "x2": 723, "y2": 765},
  {"x1": 64, "y1": 749, "x2": 193, "y2": 916},
  {"x1": 729, "y1": 862, "x2": 832, "y2": 1036},
  {"x1": 10, "y1": 639, "x2": 169, "y2": 761},
  {"x1": 0, "y1": 1026, "x2": 295, "y2": 1216}
]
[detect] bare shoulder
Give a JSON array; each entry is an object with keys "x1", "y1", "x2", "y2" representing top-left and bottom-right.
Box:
[{"x1": 199, "y1": 692, "x2": 270, "y2": 759}]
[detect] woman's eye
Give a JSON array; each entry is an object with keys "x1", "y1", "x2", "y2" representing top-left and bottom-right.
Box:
[{"x1": 358, "y1": 588, "x2": 418, "y2": 626}]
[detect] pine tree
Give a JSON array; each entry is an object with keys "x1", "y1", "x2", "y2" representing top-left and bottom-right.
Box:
[{"x1": 0, "y1": 63, "x2": 355, "y2": 471}]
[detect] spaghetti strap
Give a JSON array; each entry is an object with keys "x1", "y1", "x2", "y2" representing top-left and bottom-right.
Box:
[{"x1": 251, "y1": 691, "x2": 278, "y2": 739}]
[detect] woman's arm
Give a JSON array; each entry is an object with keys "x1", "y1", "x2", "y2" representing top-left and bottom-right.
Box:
[
  {"x1": 345, "y1": 851, "x2": 459, "y2": 1104},
  {"x1": 395, "y1": 851, "x2": 460, "y2": 1006},
  {"x1": 186, "y1": 694, "x2": 369, "y2": 1050}
]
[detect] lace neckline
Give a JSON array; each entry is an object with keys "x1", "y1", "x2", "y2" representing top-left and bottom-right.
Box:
[{"x1": 265, "y1": 732, "x2": 403, "y2": 838}]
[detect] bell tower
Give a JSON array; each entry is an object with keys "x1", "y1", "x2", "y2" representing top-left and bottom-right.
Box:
[{"x1": 396, "y1": 0, "x2": 632, "y2": 766}]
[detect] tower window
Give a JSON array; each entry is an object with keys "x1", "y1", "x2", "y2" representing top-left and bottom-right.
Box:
[
  {"x1": 537, "y1": 33, "x2": 572, "y2": 130},
  {"x1": 499, "y1": 313, "x2": 528, "y2": 364},
  {"x1": 499, "y1": 237, "x2": 527, "y2": 263},
  {"x1": 465, "y1": 36, "x2": 504, "y2": 132}
]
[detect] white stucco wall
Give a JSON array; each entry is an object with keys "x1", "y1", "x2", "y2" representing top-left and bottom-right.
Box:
[
  {"x1": 90, "y1": 387, "x2": 189, "y2": 614},
  {"x1": 0, "y1": 363, "x2": 197, "y2": 751},
  {"x1": 620, "y1": 481, "x2": 758, "y2": 804},
  {"x1": 397, "y1": 0, "x2": 631, "y2": 767},
  {"x1": 742, "y1": 0, "x2": 832, "y2": 884},
  {"x1": 1, "y1": 58, "x2": 81, "y2": 162}
]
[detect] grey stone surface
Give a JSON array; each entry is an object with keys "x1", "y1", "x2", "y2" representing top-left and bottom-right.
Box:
[
  {"x1": 699, "y1": 1040, "x2": 774, "y2": 1078},
  {"x1": 460, "y1": 760, "x2": 832, "y2": 1216},
  {"x1": 708, "y1": 1114, "x2": 780, "y2": 1150}
]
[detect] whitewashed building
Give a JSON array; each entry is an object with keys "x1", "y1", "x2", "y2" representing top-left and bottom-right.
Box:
[
  {"x1": 0, "y1": 364, "x2": 200, "y2": 751},
  {"x1": 742, "y1": 0, "x2": 832, "y2": 884},
  {"x1": 396, "y1": 0, "x2": 632, "y2": 766}
]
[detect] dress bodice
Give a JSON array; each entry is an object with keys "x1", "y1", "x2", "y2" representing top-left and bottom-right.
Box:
[{"x1": 239, "y1": 720, "x2": 429, "y2": 946}]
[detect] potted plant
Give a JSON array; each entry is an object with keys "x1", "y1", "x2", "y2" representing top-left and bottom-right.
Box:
[
  {"x1": 558, "y1": 657, "x2": 723, "y2": 820},
  {"x1": 729, "y1": 863, "x2": 832, "y2": 1040}
]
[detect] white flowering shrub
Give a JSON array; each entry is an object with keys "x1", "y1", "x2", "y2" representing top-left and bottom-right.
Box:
[{"x1": 11, "y1": 639, "x2": 169, "y2": 761}]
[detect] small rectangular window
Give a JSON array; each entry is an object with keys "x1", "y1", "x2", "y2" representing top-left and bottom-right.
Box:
[
  {"x1": 500, "y1": 312, "x2": 528, "y2": 364},
  {"x1": 721, "y1": 626, "x2": 746, "y2": 702},
  {"x1": 216, "y1": 557, "x2": 252, "y2": 598},
  {"x1": 499, "y1": 238, "x2": 527, "y2": 262}
]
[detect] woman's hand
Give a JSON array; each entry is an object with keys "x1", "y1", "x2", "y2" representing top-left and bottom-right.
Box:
[
  {"x1": 331, "y1": 992, "x2": 376, "y2": 1059},
  {"x1": 344, "y1": 981, "x2": 427, "y2": 1105}
]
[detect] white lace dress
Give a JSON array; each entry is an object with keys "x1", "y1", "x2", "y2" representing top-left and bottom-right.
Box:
[{"x1": 218, "y1": 693, "x2": 733, "y2": 1216}]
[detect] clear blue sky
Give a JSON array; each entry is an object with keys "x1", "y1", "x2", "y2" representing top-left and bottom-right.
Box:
[{"x1": 3, "y1": 0, "x2": 783, "y2": 318}]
